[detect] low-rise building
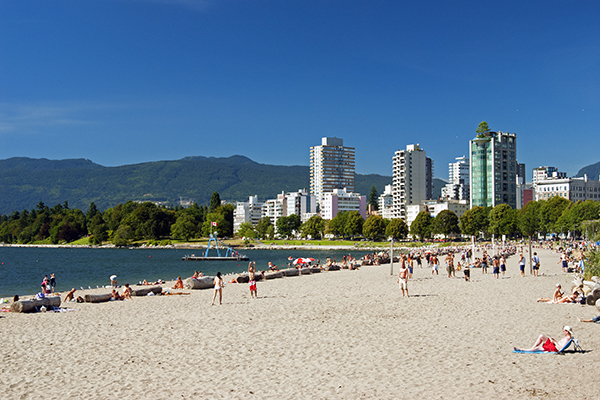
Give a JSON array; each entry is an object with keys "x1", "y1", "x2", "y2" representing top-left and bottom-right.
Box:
[
  {"x1": 535, "y1": 175, "x2": 600, "y2": 201},
  {"x1": 234, "y1": 196, "x2": 264, "y2": 233},
  {"x1": 406, "y1": 199, "x2": 469, "y2": 227},
  {"x1": 320, "y1": 188, "x2": 366, "y2": 220}
]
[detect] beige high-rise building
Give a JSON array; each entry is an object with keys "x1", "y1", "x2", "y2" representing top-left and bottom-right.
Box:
[{"x1": 392, "y1": 144, "x2": 433, "y2": 221}]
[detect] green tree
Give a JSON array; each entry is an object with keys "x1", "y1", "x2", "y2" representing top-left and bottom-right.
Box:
[
  {"x1": 236, "y1": 222, "x2": 256, "y2": 239},
  {"x1": 488, "y1": 204, "x2": 517, "y2": 236},
  {"x1": 343, "y1": 211, "x2": 364, "y2": 239},
  {"x1": 368, "y1": 185, "x2": 379, "y2": 211},
  {"x1": 89, "y1": 213, "x2": 108, "y2": 245},
  {"x1": 385, "y1": 218, "x2": 409, "y2": 240},
  {"x1": 363, "y1": 214, "x2": 386, "y2": 240},
  {"x1": 556, "y1": 200, "x2": 600, "y2": 236},
  {"x1": 202, "y1": 212, "x2": 229, "y2": 237},
  {"x1": 476, "y1": 121, "x2": 490, "y2": 137},
  {"x1": 255, "y1": 217, "x2": 273, "y2": 239},
  {"x1": 459, "y1": 206, "x2": 491, "y2": 237},
  {"x1": 432, "y1": 210, "x2": 460, "y2": 238},
  {"x1": 300, "y1": 215, "x2": 326, "y2": 239},
  {"x1": 209, "y1": 191, "x2": 221, "y2": 213},
  {"x1": 326, "y1": 211, "x2": 349, "y2": 238},
  {"x1": 540, "y1": 196, "x2": 571, "y2": 234},
  {"x1": 518, "y1": 200, "x2": 542, "y2": 238},
  {"x1": 276, "y1": 214, "x2": 302, "y2": 239},
  {"x1": 411, "y1": 211, "x2": 433, "y2": 240},
  {"x1": 171, "y1": 213, "x2": 199, "y2": 241},
  {"x1": 112, "y1": 224, "x2": 133, "y2": 246}
]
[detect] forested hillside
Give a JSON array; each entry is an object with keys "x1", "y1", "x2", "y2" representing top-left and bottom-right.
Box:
[{"x1": 0, "y1": 156, "x2": 392, "y2": 214}]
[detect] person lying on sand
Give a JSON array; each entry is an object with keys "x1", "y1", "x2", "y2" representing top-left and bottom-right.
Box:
[
  {"x1": 111, "y1": 290, "x2": 123, "y2": 301},
  {"x1": 142, "y1": 279, "x2": 163, "y2": 285},
  {"x1": 172, "y1": 277, "x2": 184, "y2": 289},
  {"x1": 537, "y1": 284, "x2": 564, "y2": 303},
  {"x1": 514, "y1": 326, "x2": 573, "y2": 352},
  {"x1": 579, "y1": 316, "x2": 600, "y2": 323}
]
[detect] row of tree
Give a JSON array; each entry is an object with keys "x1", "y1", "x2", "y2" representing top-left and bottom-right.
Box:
[
  {"x1": 0, "y1": 192, "x2": 233, "y2": 245},
  {"x1": 1, "y1": 193, "x2": 599, "y2": 245}
]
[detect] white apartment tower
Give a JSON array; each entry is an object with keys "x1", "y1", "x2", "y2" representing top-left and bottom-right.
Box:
[
  {"x1": 441, "y1": 156, "x2": 470, "y2": 201},
  {"x1": 392, "y1": 144, "x2": 433, "y2": 221},
  {"x1": 310, "y1": 137, "x2": 355, "y2": 206}
]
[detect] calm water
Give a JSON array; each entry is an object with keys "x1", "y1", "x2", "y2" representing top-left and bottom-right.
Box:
[{"x1": 0, "y1": 247, "x2": 371, "y2": 298}]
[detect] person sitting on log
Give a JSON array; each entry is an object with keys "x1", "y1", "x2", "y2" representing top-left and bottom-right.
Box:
[
  {"x1": 122, "y1": 284, "x2": 133, "y2": 300},
  {"x1": 172, "y1": 277, "x2": 184, "y2": 289},
  {"x1": 192, "y1": 270, "x2": 204, "y2": 279},
  {"x1": 111, "y1": 290, "x2": 123, "y2": 301},
  {"x1": 63, "y1": 288, "x2": 76, "y2": 303},
  {"x1": 537, "y1": 284, "x2": 564, "y2": 303}
]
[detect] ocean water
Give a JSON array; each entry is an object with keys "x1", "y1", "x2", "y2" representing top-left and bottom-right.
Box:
[{"x1": 0, "y1": 247, "x2": 371, "y2": 298}]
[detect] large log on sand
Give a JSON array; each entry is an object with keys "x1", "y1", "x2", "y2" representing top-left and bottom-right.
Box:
[
  {"x1": 11, "y1": 296, "x2": 61, "y2": 313},
  {"x1": 310, "y1": 267, "x2": 321, "y2": 273},
  {"x1": 281, "y1": 268, "x2": 299, "y2": 277},
  {"x1": 264, "y1": 271, "x2": 283, "y2": 280},
  {"x1": 324, "y1": 265, "x2": 341, "y2": 271},
  {"x1": 85, "y1": 293, "x2": 112, "y2": 303},
  {"x1": 184, "y1": 277, "x2": 214, "y2": 289},
  {"x1": 236, "y1": 275, "x2": 249, "y2": 283},
  {"x1": 132, "y1": 286, "x2": 163, "y2": 296},
  {"x1": 300, "y1": 268, "x2": 312, "y2": 275}
]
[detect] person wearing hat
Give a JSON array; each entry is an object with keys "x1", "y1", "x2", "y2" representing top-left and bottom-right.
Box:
[{"x1": 514, "y1": 326, "x2": 573, "y2": 352}]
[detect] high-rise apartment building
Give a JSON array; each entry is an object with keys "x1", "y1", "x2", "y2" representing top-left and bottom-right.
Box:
[
  {"x1": 310, "y1": 137, "x2": 355, "y2": 207},
  {"x1": 469, "y1": 131, "x2": 518, "y2": 209},
  {"x1": 392, "y1": 144, "x2": 433, "y2": 220},
  {"x1": 441, "y1": 156, "x2": 470, "y2": 201}
]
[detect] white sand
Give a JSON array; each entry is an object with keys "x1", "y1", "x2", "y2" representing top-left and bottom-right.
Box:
[{"x1": 1, "y1": 246, "x2": 599, "y2": 399}]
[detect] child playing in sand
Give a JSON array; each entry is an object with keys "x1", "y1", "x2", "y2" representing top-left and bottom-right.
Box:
[{"x1": 248, "y1": 262, "x2": 257, "y2": 299}]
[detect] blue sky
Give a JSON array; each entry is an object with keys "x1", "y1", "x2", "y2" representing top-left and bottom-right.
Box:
[{"x1": 1, "y1": 0, "x2": 598, "y2": 181}]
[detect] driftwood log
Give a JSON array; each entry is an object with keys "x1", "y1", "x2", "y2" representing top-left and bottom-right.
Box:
[
  {"x1": 132, "y1": 286, "x2": 163, "y2": 296},
  {"x1": 300, "y1": 268, "x2": 312, "y2": 275},
  {"x1": 236, "y1": 275, "x2": 249, "y2": 283},
  {"x1": 592, "y1": 288, "x2": 600, "y2": 302},
  {"x1": 310, "y1": 267, "x2": 321, "y2": 273},
  {"x1": 281, "y1": 268, "x2": 299, "y2": 277},
  {"x1": 324, "y1": 265, "x2": 341, "y2": 271},
  {"x1": 184, "y1": 277, "x2": 214, "y2": 290},
  {"x1": 264, "y1": 271, "x2": 283, "y2": 280},
  {"x1": 85, "y1": 293, "x2": 112, "y2": 303},
  {"x1": 10, "y1": 296, "x2": 61, "y2": 313}
]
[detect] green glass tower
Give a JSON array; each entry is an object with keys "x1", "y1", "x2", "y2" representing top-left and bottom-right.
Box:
[{"x1": 469, "y1": 131, "x2": 517, "y2": 209}]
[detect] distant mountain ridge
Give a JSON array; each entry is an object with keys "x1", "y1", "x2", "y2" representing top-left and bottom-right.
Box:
[
  {"x1": 0, "y1": 156, "x2": 397, "y2": 214},
  {"x1": 576, "y1": 161, "x2": 600, "y2": 180}
]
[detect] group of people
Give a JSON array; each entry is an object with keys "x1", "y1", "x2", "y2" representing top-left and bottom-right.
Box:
[{"x1": 40, "y1": 273, "x2": 56, "y2": 294}]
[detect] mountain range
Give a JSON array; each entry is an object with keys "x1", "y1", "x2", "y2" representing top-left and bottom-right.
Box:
[{"x1": 0, "y1": 156, "x2": 447, "y2": 214}]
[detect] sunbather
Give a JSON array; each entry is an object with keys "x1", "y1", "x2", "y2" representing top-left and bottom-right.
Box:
[
  {"x1": 122, "y1": 284, "x2": 133, "y2": 300},
  {"x1": 172, "y1": 277, "x2": 184, "y2": 289},
  {"x1": 63, "y1": 288, "x2": 76, "y2": 303},
  {"x1": 514, "y1": 326, "x2": 573, "y2": 352},
  {"x1": 537, "y1": 284, "x2": 564, "y2": 303}
]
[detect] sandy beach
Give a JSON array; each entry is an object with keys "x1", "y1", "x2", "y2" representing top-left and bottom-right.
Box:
[{"x1": 1, "y1": 246, "x2": 599, "y2": 400}]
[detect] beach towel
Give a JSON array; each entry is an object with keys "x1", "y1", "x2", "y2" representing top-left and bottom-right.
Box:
[{"x1": 513, "y1": 339, "x2": 577, "y2": 354}]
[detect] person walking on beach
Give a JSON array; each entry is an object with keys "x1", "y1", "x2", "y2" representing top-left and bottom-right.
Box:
[
  {"x1": 445, "y1": 253, "x2": 454, "y2": 278},
  {"x1": 532, "y1": 252, "x2": 540, "y2": 277},
  {"x1": 519, "y1": 253, "x2": 525, "y2": 277},
  {"x1": 211, "y1": 272, "x2": 223, "y2": 305},
  {"x1": 431, "y1": 254, "x2": 439, "y2": 275},
  {"x1": 50, "y1": 273, "x2": 56, "y2": 293},
  {"x1": 398, "y1": 262, "x2": 409, "y2": 297},
  {"x1": 248, "y1": 262, "x2": 257, "y2": 299},
  {"x1": 492, "y1": 257, "x2": 500, "y2": 279},
  {"x1": 500, "y1": 256, "x2": 506, "y2": 276},
  {"x1": 481, "y1": 252, "x2": 488, "y2": 274}
]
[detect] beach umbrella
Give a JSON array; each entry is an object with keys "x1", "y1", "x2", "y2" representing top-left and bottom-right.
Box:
[{"x1": 293, "y1": 258, "x2": 307, "y2": 265}]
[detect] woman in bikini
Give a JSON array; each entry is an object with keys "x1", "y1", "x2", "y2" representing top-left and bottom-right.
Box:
[
  {"x1": 514, "y1": 326, "x2": 573, "y2": 352},
  {"x1": 211, "y1": 272, "x2": 223, "y2": 305}
]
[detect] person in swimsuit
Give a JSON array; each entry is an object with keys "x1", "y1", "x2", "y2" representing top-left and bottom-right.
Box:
[
  {"x1": 537, "y1": 284, "x2": 564, "y2": 303},
  {"x1": 211, "y1": 272, "x2": 223, "y2": 305},
  {"x1": 50, "y1": 273, "x2": 56, "y2": 293},
  {"x1": 463, "y1": 262, "x2": 470, "y2": 282},
  {"x1": 122, "y1": 283, "x2": 133, "y2": 300},
  {"x1": 514, "y1": 326, "x2": 572, "y2": 352},
  {"x1": 63, "y1": 288, "x2": 76, "y2": 303},
  {"x1": 398, "y1": 262, "x2": 409, "y2": 297},
  {"x1": 249, "y1": 262, "x2": 257, "y2": 299},
  {"x1": 492, "y1": 257, "x2": 500, "y2": 279},
  {"x1": 431, "y1": 254, "x2": 439, "y2": 275},
  {"x1": 518, "y1": 253, "x2": 525, "y2": 277},
  {"x1": 481, "y1": 253, "x2": 488, "y2": 274},
  {"x1": 500, "y1": 256, "x2": 506, "y2": 276},
  {"x1": 172, "y1": 277, "x2": 184, "y2": 289}
]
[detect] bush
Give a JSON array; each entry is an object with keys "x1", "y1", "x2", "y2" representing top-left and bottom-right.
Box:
[{"x1": 584, "y1": 250, "x2": 600, "y2": 280}]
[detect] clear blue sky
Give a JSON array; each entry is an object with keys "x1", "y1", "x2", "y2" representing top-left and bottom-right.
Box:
[{"x1": 1, "y1": 0, "x2": 598, "y2": 181}]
